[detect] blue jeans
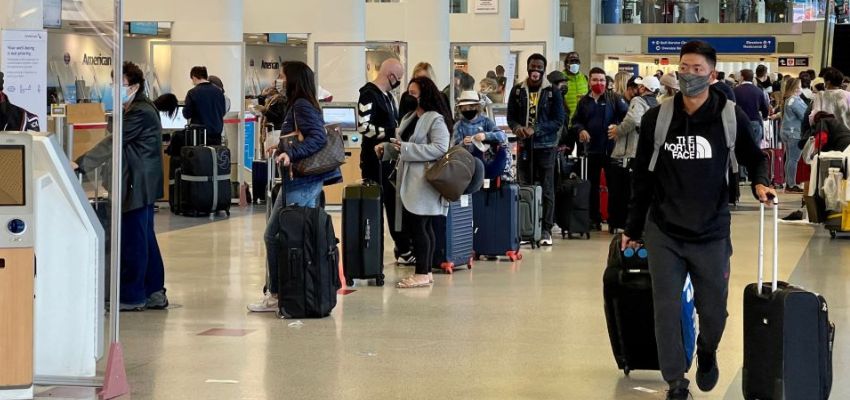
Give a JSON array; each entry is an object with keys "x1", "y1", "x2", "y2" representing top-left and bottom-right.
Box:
[
  {"x1": 120, "y1": 205, "x2": 165, "y2": 304},
  {"x1": 264, "y1": 179, "x2": 324, "y2": 294},
  {"x1": 782, "y1": 137, "x2": 803, "y2": 188}
]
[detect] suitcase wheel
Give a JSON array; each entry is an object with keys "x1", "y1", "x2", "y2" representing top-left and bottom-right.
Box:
[
  {"x1": 561, "y1": 232, "x2": 567, "y2": 239},
  {"x1": 375, "y1": 275, "x2": 385, "y2": 287},
  {"x1": 346, "y1": 278, "x2": 355, "y2": 287},
  {"x1": 441, "y1": 262, "x2": 455, "y2": 274},
  {"x1": 585, "y1": 233, "x2": 591, "y2": 240},
  {"x1": 506, "y1": 251, "x2": 520, "y2": 262},
  {"x1": 225, "y1": 210, "x2": 231, "y2": 217},
  {"x1": 623, "y1": 366, "x2": 630, "y2": 376},
  {"x1": 467, "y1": 257, "x2": 474, "y2": 269},
  {"x1": 830, "y1": 230, "x2": 837, "y2": 239}
]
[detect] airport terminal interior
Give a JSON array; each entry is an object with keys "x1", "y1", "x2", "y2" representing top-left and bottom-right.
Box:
[{"x1": 1, "y1": 0, "x2": 850, "y2": 399}]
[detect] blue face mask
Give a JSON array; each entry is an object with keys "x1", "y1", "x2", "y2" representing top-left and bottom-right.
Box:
[
  {"x1": 568, "y1": 63, "x2": 581, "y2": 75},
  {"x1": 120, "y1": 85, "x2": 131, "y2": 103}
]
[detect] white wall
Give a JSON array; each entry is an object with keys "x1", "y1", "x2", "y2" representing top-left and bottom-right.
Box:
[
  {"x1": 510, "y1": 0, "x2": 560, "y2": 75},
  {"x1": 449, "y1": 0, "x2": 511, "y2": 92}
]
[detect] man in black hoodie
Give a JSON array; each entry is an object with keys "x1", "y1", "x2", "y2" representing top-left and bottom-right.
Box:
[
  {"x1": 622, "y1": 41, "x2": 776, "y2": 400},
  {"x1": 358, "y1": 59, "x2": 414, "y2": 264}
]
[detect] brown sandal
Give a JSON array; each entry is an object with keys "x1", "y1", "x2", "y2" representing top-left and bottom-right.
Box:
[{"x1": 396, "y1": 276, "x2": 432, "y2": 289}]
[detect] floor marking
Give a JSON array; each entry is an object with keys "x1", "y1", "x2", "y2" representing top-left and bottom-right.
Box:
[
  {"x1": 205, "y1": 379, "x2": 239, "y2": 384},
  {"x1": 197, "y1": 328, "x2": 256, "y2": 337},
  {"x1": 633, "y1": 387, "x2": 658, "y2": 393}
]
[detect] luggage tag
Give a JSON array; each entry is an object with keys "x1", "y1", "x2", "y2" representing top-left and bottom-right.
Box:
[{"x1": 483, "y1": 179, "x2": 491, "y2": 189}]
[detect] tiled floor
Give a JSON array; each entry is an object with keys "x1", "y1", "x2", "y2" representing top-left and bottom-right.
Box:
[{"x1": 33, "y1": 195, "x2": 850, "y2": 399}]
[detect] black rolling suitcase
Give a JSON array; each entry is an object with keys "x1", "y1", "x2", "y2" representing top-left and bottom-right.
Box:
[
  {"x1": 342, "y1": 182, "x2": 385, "y2": 287},
  {"x1": 603, "y1": 234, "x2": 696, "y2": 376},
  {"x1": 743, "y1": 200, "x2": 835, "y2": 400},
  {"x1": 556, "y1": 155, "x2": 591, "y2": 239},
  {"x1": 276, "y1": 205, "x2": 341, "y2": 319},
  {"x1": 174, "y1": 126, "x2": 232, "y2": 217}
]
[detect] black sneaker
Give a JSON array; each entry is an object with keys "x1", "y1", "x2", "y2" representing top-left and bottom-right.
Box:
[
  {"x1": 696, "y1": 349, "x2": 719, "y2": 392},
  {"x1": 666, "y1": 387, "x2": 691, "y2": 400},
  {"x1": 782, "y1": 210, "x2": 804, "y2": 221},
  {"x1": 146, "y1": 289, "x2": 169, "y2": 310}
]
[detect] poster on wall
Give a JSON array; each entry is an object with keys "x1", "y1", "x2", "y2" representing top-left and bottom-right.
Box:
[
  {"x1": 618, "y1": 63, "x2": 640, "y2": 77},
  {"x1": 2, "y1": 30, "x2": 48, "y2": 130},
  {"x1": 474, "y1": 0, "x2": 499, "y2": 14}
]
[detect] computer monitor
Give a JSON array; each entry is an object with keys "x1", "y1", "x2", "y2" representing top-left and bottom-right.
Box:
[
  {"x1": 321, "y1": 104, "x2": 358, "y2": 131},
  {"x1": 160, "y1": 106, "x2": 188, "y2": 130},
  {"x1": 492, "y1": 106, "x2": 510, "y2": 132}
]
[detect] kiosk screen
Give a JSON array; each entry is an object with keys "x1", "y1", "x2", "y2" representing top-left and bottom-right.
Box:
[
  {"x1": 322, "y1": 106, "x2": 357, "y2": 130},
  {"x1": 0, "y1": 146, "x2": 25, "y2": 206}
]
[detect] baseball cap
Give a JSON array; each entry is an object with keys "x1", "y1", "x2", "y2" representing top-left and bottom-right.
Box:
[{"x1": 634, "y1": 76, "x2": 661, "y2": 92}]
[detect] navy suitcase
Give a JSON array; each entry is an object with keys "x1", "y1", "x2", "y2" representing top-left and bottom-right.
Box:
[
  {"x1": 342, "y1": 182, "x2": 385, "y2": 286},
  {"x1": 433, "y1": 195, "x2": 475, "y2": 274},
  {"x1": 472, "y1": 183, "x2": 521, "y2": 261},
  {"x1": 742, "y1": 201, "x2": 835, "y2": 400}
]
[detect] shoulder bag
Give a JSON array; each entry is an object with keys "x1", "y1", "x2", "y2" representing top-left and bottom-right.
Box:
[{"x1": 280, "y1": 114, "x2": 346, "y2": 176}]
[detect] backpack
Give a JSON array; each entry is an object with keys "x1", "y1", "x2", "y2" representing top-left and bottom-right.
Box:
[{"x1": 649, "y1": 99, "x2": 739, "y2": 181}]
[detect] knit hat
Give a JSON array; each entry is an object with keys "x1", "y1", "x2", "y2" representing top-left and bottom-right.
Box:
[{"x1": 547, "y1": 70, "x2": 566, "y2": 85}]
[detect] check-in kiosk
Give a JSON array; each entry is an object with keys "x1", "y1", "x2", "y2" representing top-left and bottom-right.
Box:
[
  {"x1": 0, "y1": 133, "x2": 35, "y2": 400},
  {"x1": 320, "y1": 102, "x2": 361, "y2": 205}
]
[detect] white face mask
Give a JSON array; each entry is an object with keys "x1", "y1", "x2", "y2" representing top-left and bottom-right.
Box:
[
  {"x1": 568, "y1": 63, "x2": 580, "y2": 75},
  {"x1": 274, "y1": 79, "x2": 284, "y2": 92}
]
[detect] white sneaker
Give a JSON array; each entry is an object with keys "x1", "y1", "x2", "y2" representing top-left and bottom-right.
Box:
[
  {"x1": 397, "y1": 252, "x2": 416, "y2": 265},
  {"x1": 247, "y1": 293, "x2": 278, "y2": 312}
]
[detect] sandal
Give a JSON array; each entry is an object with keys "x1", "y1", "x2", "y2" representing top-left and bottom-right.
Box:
[{"x1": 396, "y1": 276, "x2": 432, "y2": 289}]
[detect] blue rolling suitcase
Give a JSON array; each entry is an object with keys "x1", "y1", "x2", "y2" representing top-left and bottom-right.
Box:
[
  {"x1": 471, "y1": 183, "x2": 522, "y2": 261},
  {"x1": 433, "y1": 195, "x2": 475, "y2": 274}
]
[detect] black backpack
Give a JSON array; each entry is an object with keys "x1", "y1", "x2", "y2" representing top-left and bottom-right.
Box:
[{"x1": 277, "y1": 206, "x2": 341, "y2": 319}]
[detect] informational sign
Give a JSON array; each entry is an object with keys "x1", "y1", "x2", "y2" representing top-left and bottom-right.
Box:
[
  {"x1": 2, "y1": 30, "x2": 48, "y2": 130},
  {"x1": 505, "y1": 53, "x2": 517, "y2": 98},
  {"x1": 129, "y1": 22, "x2": 158, "y2": 36},
  {"x1": 43, "y1": 0, "x2": 62, "y2": 29},
  {"x1": 244, "y1": 116, "x2": 256, "y2": 171},
  {"x1": 778, "y1": 57, "x2": 810, "y2": 67},
  {"x1": 618, "y1": 63, "x2": 640, "y2": 77},
  {"x1": 473, "y1": 0, "x2": 499, "y2": 14},
  {"x1": 268, "y1": 33, "x2": 288, "y2": 44},
  {"x1": 647, "y1": 37, "x2": 776, "y2": 54}
]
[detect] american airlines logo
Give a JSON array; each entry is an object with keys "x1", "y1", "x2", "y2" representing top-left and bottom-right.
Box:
[{"x1": 664, "y1": 136, "x2": 712, "y2": 160}]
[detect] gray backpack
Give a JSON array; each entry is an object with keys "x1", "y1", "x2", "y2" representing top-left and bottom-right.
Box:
[{"x1": 649, "y1": 99, "x2": 739, "y2": 181}]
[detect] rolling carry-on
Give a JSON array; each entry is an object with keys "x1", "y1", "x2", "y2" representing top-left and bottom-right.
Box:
[
  {"x1": 342, "y1": 181, "x2": 385, "y2": 286},
  {"x1": 433, "y1": 195, "x2": 475, "y2": 274},
  {"x1": 603, "y1": 235, "x2": 697, "y2": 376},
  {"x1": 518, "y1": 185, "x2": 542, "y2": 247},
  {"x1": 764, "y1": 147, "x2": 786, "y2": 188},
  {"x1": 252, "y1": 159, "x2": 268, "y2": 204},
  {"x1": 557, "y1": 155, "x2": 591, "y2": 239},
  {"x1": 174, "y1": 126, "x2": 232, "y2": 217},
  {"x1": 276, "y1": 205, "x2": 341, "y2": 319},
  {"x1": 472, "y1": 182, "x2": 521, "y2": 261},
  {"x1": 742, "y1": 200, "x2": 835, "y2": 400}
]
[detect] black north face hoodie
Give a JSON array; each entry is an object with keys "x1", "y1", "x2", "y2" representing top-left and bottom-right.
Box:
[{"x1": 625, "y1": 86, "x2": 769, "y2": 242}]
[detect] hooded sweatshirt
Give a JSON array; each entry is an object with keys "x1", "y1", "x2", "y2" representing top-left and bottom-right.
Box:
[{"x1": 625, "y1": 86, "x2": 769, "y2": 242}]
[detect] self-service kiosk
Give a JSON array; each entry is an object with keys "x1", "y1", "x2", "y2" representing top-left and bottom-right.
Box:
[{"x1": 0, "y1": 132, "x2": 35, "y2": 400}]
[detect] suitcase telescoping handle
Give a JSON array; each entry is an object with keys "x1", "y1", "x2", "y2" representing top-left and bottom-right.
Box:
[{"x1": 757, "y1": 196, "x2": 779, "y2": 295}]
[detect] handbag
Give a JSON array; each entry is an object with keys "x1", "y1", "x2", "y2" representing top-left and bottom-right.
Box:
[
  {"x1": 425, "y1": 144, "x2": 476, "y2": 202},
  {"x1": 280, "y1": 114, "x2": 346, "y2": 176}
]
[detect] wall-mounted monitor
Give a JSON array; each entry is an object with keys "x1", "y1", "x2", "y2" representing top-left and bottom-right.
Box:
[
  {"x1": 268, "y1": 33, "x2": 288, "y2": 44},
  {"x1": 321, "y1": 104, "x2": 357, "y2": 131},
  {"x1": 0, "y1": 145, "x2": 26, "y2": 206},
  {"x1": 43, "y1": 0, "x2": 62, "y2": 29},
  {"x1": 129, "y1": 22, "x2": 159, "y2": 36}
]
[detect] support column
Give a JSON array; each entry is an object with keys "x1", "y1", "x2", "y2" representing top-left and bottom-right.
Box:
[
  {"x1": 406, "y1": 0, "x2": 451, "y2": 89},
  {"x1": 511, "y1": 0, "x2": 561, "y2": 73},
  {"x1": 308, "y1": 0, "x2": 366, "y2": 103},
  {"x1": 569, "y1": 0, "x2": 601, "y2": 70},
  {"x1": 450, "y1": 0, "x2": 510, "y2": 91}
]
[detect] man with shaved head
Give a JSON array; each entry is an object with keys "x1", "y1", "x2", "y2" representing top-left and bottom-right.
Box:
[{"x1": 356, "y1": 58, "x2": 414, "y2": 264}]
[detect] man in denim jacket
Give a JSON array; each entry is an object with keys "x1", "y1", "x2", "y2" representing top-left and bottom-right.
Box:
[{"x1": 507, "y1": 54, "x2": 567, "y2": 246}]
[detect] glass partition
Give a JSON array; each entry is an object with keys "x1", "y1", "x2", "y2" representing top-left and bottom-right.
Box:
[{"x1": 314, "y1": 42, "x2": 408, "y2": 103}]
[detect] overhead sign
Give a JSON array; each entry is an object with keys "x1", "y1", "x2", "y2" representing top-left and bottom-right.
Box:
[
  {"x1": 618, "y1": 63, "x2": 640, "y2": 77},
  {"x1": 778, "y1": 57, "x2": 809, "y2": 67},
  {"x1": 647, "y1": 37, "x2": 776, "y2": 54},
  {"x1": 129, "y1": 22, "x2": 158, "y2": 36},
  {"x1": 473, "y1": 0, "x2": 499, "y2": 14},
  {"x1": 268, "y1": 33, "x2": 287, "y2": 44},
  {"x1": 2, "y1": 30, "x2": 48, "y2": 130}
]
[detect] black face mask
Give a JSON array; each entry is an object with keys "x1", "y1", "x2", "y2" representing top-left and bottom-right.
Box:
[
  {"x1": 400, "y1": 93, "x2": 418, "y2": 112},
  {"x1": 461, "y1": 110, "x2": 478, "y2": 121},
  {"x1": 390, "y1": 76, "x2": 401, "y2": 90},
  {"x1": 257, "y1": 95, "x2": 267, "y2": 106}
]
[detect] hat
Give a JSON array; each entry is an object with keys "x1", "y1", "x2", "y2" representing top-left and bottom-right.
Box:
[
  {"x1": 660, "y1": 73, "x2": 679, "y2": 90},
  {"x1": 634, "y1": 76, "x2": 661, "y2": 92},
  {"x1": 456, "y1": 90, "x2": 482, "y2": 107},
  {"x1": 547, "y1": 70, "x2": 566, "y2": 85},
  {"x1": 813, "y1": 77, "x2": 825, "y2": 87}
]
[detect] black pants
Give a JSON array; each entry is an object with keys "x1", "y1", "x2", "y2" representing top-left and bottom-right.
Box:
[
  {"x1": 606, "y1": 159, "x2": 631, "y2": 230},
  {"x1": 403, "y1": 209, "x2": 436, "y2": 275},
  {"x1": 645, "y1": 219, "x2": 732, "y2": 388},
  {"x1": 361, "y1": 150, "x2": 411, "y2": 256},
  {"x1": 517, "y1": 147, "x2": 556, "y2": 233},
  {"x1": 586, "y1": 153, "x2": 609, "y2": 225}
]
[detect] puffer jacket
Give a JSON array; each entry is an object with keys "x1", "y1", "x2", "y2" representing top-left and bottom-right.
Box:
[{"x1": 611, "y1": 94, "x2": 658, "y2": 160}]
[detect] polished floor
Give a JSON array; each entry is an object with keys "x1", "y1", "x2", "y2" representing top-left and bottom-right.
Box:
[{"x1": 35, "y1": 194, "x2": 850, "y2": 400}]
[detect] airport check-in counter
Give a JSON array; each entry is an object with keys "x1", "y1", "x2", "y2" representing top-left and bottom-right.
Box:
[
  {"x1": 320, "y1": 103, "x2": 362, "y2": 205},
  {"x1": 0, "y1": 131, "x2": 106, "y2": 399}
]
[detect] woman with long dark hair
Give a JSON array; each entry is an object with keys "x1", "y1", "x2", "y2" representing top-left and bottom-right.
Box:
[
  {"x1": 377, "y1": 76, "x2": 451, "y2": 288},
  {"x1": 248, "y1": 61, "x2": 342, "y2": 312}
]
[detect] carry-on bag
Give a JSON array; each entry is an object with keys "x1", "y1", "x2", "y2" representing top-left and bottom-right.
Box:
[
  {"x1": 742, "y1": 200, "x2": 835, "y2": 400},
  {"x1": 276, "y1": 205, "x2": 341, "y2": 319},
  {"x1": 174, "y1": 126, "x2": 232, "y2": 217},
  {"x1": 603, "y1": 235, "x2": 696, "y2": 376},
  {"x1": 432, "y1": 195, "x2": 475, "y2": 274},
  {"x1": 518, "y1": 184, "x2": 543, "y2": 247},
  {"x1": 342, "y1": 181, "x2": 385, "y2": 286},
  {"x1": 426, "y1": 144, "x2": 476, "y2": 202},
  {"x1": 763, "y1": 147, "x2": 786, "y2": 188},
  {"x1": 472, "y1": 182, "x2": 521, "y2": 261},
  {"x1": 556, "y1": 155, "x2": 591, "y2": 239}
]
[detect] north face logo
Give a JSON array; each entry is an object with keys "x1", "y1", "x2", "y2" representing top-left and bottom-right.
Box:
[{"x1": 664, "y1": 136, "x2": 712, "y2": 160}]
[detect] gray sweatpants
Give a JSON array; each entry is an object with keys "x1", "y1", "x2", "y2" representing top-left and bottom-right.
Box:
[{"x1": 645, "y1": 220, "x2": 733, "y2": 388}]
